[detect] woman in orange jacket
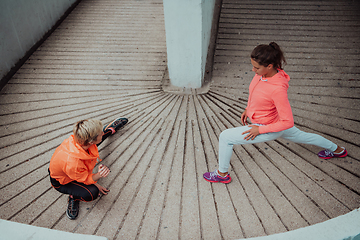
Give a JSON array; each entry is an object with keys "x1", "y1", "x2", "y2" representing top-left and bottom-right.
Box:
[
  {"x1": 203, "y1": 42, "x2": 347, "y2": 184},
  {"x1": 49, "y1": 118, "x2": 127, "y2": 220}
]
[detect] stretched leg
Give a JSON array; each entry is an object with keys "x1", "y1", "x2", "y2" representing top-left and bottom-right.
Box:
[
  {"x1": 98, "y1": 130, "x2": 113, "y2": 146},
  {"x1": 281, "y1": 126, "x2": 347, "y2": 159},
  {"x1": 97, "y1": 117, "x2": 128, "y2": 146},
  {"x1": 281, "y1": 126, "x2": 337, "y2": 151}
]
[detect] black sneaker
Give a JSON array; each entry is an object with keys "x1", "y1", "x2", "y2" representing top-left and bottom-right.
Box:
[
  {"x1": 103, "y1": 118, "x2": 128, "y2": 135},
  {"x1": 66, "y1": 196, "x2": 79, "y2": 220}
]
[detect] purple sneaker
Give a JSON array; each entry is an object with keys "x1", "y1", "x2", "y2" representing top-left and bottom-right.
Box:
[
  {"x1": 318, "y1": 147, "x2": 348, "y2": 159},
  {"x1": 203, "y1": 170, "x2": 232, "y2": 184}
]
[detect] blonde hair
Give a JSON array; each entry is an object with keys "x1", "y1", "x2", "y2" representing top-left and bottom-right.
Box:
[{"x1": 73, "y1": 119, "x2": 103, "y2": 146}]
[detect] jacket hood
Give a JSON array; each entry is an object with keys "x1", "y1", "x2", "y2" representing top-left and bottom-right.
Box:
[
  {"x1": 267, "y1": 69, "x2": 290, "y2": 87},
  {"x1": 61, "y1": 135, "x2": 99, "y2": 161}
]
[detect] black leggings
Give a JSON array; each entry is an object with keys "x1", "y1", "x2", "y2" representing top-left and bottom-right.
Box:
[
  {"x1": 97, "y1": 129, "x2": 112, "y2": 146},
  {"x1": 50, "y1": 174, "x2": 99, "y2": 202},
  {"x1": 49, "y1": 132, "x2": 111, "y2": 201}
]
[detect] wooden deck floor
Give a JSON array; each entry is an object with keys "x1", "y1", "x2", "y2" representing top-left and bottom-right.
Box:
[{"x1": 0, "y1": 0, "x2": 359, "y2": 239}]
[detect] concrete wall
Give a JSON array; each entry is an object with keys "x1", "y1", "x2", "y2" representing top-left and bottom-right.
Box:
[
  {"x1": 0, "y1": 0, "x2": 78, "y2": 80},
  {"x1": 163, "y1": 0, "x2": 216, "y2": 89},
  {"x1": 243, "y1": 208, "x2": 360, "y2": 240}
]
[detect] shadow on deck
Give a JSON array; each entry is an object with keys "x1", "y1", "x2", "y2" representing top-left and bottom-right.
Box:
[{"x1": 0, "y1": 0, "x2": 359, "y2": 239}]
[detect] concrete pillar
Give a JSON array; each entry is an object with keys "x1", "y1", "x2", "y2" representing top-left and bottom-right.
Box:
[{"x1": 163, "y1": 0, "x2": 215, "y2": 89}]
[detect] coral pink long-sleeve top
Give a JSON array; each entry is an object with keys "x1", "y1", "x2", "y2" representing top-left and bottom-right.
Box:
[{"x1": 246, "y1": 69, "x2": 294, "y2": 134}]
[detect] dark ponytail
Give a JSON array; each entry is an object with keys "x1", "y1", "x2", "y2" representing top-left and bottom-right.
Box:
[{"x1": 251, "y1": 42, "x2": 286, "y2": 70}]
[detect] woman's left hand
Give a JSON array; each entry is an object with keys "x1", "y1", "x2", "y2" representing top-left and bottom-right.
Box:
[
  {"x1": 242, "y1": 125, "x2": 260, "y2": 141},
  {"x1": 95, "y1": 183, "x2": 110, "y2": 195}
]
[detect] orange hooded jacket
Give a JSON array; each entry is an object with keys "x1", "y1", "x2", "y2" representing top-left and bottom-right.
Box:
[
  {"x1": 49, "y1": 135, "x2": 101, "y2": 185},
  {"x1": 246, "y1": 69, "x2": 294, "y2": 134}
]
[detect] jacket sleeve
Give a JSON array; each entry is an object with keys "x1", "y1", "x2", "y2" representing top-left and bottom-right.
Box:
[
  {"x1": 65, "y1": 161, "x2": 97, "y2": 185},
  {"x1": 258, "y1": 87, "x2": 294, "y2": 134}
]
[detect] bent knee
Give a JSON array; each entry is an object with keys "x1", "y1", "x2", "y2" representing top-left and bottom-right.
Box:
[
  {"x1": 82, "y1": 185, "x2": 100, "y2": 202},
  {"x1": 219, "y1": 129, "x2": 232, "y2": 142},
  {"x1": 219, "y1": 127, "x2": 246, "y2": 145}
]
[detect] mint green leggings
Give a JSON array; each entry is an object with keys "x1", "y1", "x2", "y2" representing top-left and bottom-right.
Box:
[{"x1": 218, "y1": 126, "x2": 337, "y2": 173}]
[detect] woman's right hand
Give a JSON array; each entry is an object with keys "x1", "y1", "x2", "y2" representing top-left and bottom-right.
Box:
[{"x1": 241, "y1": 109, "x2": 249, "y2": 125}]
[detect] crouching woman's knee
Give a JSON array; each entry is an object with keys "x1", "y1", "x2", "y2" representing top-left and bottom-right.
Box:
[{"x1": 81, "y1": 184, "x2": 100, "y2": 202}]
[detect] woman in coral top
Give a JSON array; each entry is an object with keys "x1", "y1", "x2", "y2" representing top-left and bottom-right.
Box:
[
  {"x1": 203, "y1": 42, "x2": 347, "y2": 184},
  {"x1": 49, "y1": 118, "x2": 127, "y2": 219}
]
